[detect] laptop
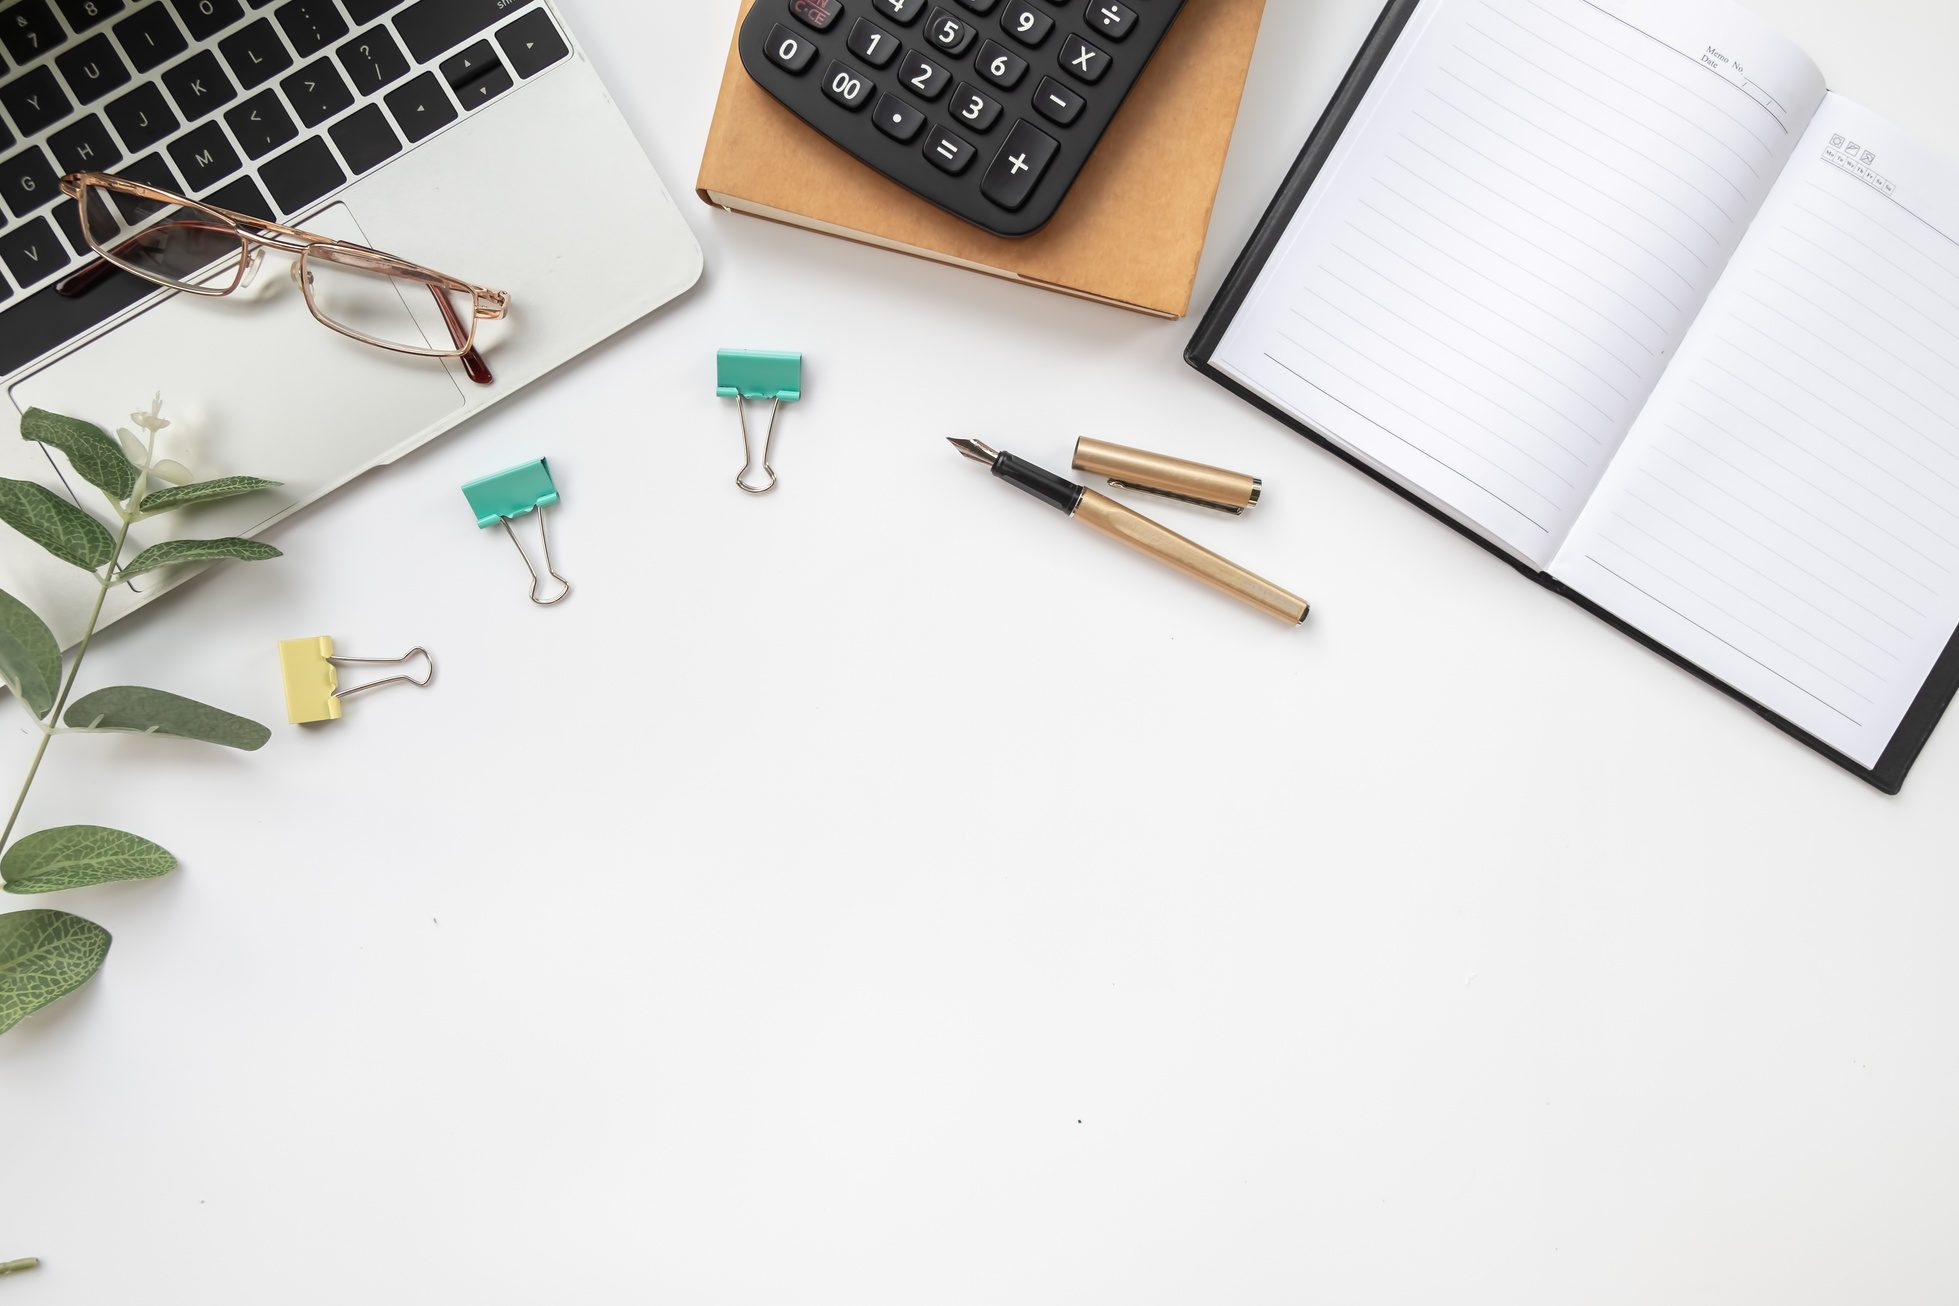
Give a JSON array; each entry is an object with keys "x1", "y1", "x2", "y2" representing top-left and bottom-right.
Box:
[{"x1": 0, "y1": 0, "x2": 703, "y2": 642}]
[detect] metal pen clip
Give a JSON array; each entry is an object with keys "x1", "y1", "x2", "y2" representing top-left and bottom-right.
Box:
[{"x1": 1071, "y1": 437, "x2": 1262, "y2": 515}]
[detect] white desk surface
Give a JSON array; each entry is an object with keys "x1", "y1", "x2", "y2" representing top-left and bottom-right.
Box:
[{"x1": 4, "y1": 0, "x2": 1957, "y2": 1300}]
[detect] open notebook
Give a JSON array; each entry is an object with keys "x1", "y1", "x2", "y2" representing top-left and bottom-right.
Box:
[{"x1": 1188, "y1": 0, "x2": 1959, "y2": 791}]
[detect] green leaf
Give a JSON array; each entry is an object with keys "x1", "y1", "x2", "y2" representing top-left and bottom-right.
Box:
[
  {"x1": 0, "y1": 588, "x2": 59, "y2": 719},
  {"x1": 0, "y1": 479, "x2": 116, "y2": 571},
  {"x1": 139, "y1": 476, "x2": 282, "y2": 514},
  {"x1": 118, "y1": 537, "x2": 282, "y2": 579},
  {"x1": 19, "y1": 408, "x2": 137, "y2": 501},
  {"x1": 64, "y1": 685, "x2": 270, "y2": 750},
  {"x1": 2, "y1": 826, "x2": 176, "y2": 894},
  {"x1": 0, "y1": 909, "x2": 110, "y2": 1035}
]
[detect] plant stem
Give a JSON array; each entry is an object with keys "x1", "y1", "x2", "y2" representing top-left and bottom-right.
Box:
[{"x1": 0, "y1": 512, "x2": 134, "y2": 849}]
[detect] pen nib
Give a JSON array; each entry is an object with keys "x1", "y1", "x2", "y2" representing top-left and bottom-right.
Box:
[{"x1": 948, "y1": 438, "x2": 1000, "y2": 467}]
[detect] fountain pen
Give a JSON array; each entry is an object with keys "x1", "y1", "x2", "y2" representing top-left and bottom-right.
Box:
[{"x1": 948, "y1": 439, "x2": 1309, "y2": 625}]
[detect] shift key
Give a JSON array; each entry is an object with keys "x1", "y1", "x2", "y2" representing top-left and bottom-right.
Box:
[
  {"x1": 980, "y1": 119, "x2": 1057, "y2": 212},
  {"x1": 393, "y1": 0, "x2": 537, "y2": 63}
]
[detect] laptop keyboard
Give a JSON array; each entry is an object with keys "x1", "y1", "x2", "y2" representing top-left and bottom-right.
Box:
[{"x1": 0, "y1": 0, "x2": 572, "y2": 375}]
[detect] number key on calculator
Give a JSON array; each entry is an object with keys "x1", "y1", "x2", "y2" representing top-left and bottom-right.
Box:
[{"x1": 738, "y1": 0, "x2": 1191, "y2": 236}]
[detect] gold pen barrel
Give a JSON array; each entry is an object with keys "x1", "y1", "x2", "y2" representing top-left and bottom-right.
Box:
[
  {"x1": 1072, "y1": 489, "x2": 1308, "y2": 624},
  {"x1": 1072, "y1": 436, "x2": 1261, "y2": 513}
]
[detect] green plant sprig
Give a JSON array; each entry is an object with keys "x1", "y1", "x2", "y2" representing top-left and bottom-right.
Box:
[{"x1": 0, "y1": 399, "x2": 283, "y2": 1036}]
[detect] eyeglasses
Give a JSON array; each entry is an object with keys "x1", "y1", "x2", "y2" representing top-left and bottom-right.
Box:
[{"x1": 56, "y1": 170, "x2": 510, "y2": 385}]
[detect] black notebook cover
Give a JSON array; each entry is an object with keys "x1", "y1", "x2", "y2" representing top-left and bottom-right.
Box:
[{"x1": 1184, "y1": 0, "x2": 1959, "y2": 793}]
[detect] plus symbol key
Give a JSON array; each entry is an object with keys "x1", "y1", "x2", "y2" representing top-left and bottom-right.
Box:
[{"x1": 980, "y1": 118, "x2": 1058, "y2": 210}]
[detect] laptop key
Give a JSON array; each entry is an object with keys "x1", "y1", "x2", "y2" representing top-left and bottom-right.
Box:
[
  {"x1": 272, "y1": 0, "x2": 344, "y2": 57},
  {"x1": 161, "y1": 48, "x2": 235, "y2": 119},
  {"x1": 48, "y1": 112, "x2": 121, "y2": 172},
  {"x1": 224, "y1": 85, "x2": 294, "y2": 156},
  {"x1": 217, "y1": 17, "x2": 291, "y2": 89},
  {"x1": 338, "y1": 0, "x2": 399, "y2": 22},
  {"x1": 494, "y1": 9, "x2": 566, "y2": 79},
  {"x1": 393, "y1": 0, "x2": 536, "y2": 65},
  {"x1": 1, "y1": 67, "x2": 76, "y2": 136},
  {"x1": 438, "y1": 39, "x2": 489, "y2": 86},
  {"x1": 168, "y1": 118, "x2": 239, "y2": 190},
  {"x1": 168, "y1": 0, "x2": 243, "y2": 42},
  {"x1": 56, "y1": 32, "x2": 134, "y2": 103},
  {"x1": 113, "y1": 1, "x2": 186, "y2": 72},
  {"x1": 54, "y1": 0, "x2": 124, "y2": 32},
  {"x1": 337, "y1": 25, "x2": 405, "y2": 96},
  {"x1": 1, "y1": 1, "x2": 67, "y2": 64},
  {"x1": 383, "y1": 70, "x2": 453, "y2": 141},
  {"x1": 448, "y1": 57, "x2": 509, "y2": 111},
  {"x1": 0, "y1": 217, "x2": 69, "y2": 285},
  {"x1": 279, "y1": 55, "x2": 349, "y2": 125},
  {"x1": 104, "y1": 79, "x2": 176, "y2": 150},
  {"x1": 0, "y1": 144, "x2": 58, "y2": 218},
  {"x1": 257, "y1": 132, "x2": 339, "y2": 213},
  {"x1": 327, "y1": 100, "x2": 397, "y2": 171}
]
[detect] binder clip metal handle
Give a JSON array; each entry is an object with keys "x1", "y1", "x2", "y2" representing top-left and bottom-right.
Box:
[
  {"x1": 717, "y1": 350, "x2": 802, "y2": 495},
  {"x1": 497, "y1": 507, "x2": 571, "y2": 605},
  {"x1": 461, "y1": 458, "x2": 572, "y2": 606},
  {"x1": 734, "y1": 394, "x2": 784, "y2": 495},
  {"x1": 330, "y1": 647, "x2": 435, "y2": 698}
]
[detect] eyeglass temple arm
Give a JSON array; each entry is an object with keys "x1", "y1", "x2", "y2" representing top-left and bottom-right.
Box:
[{"x1": 428, "y1": 282, "x2": 493, "y2": 386}]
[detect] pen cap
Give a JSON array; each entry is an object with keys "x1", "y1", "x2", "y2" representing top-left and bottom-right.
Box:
[{"x1": 1071, "y1": 437, "x2": 1261, "y2": 514}]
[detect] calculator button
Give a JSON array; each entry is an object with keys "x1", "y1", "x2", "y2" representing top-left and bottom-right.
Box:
[
  {"x1": 1058, "y1": 31, "x2": 1108, "y2": 82},
  {"x1": 980, "y1": 118, "x2": 1057, "y2": 210},
  {"x1": 922, "y1": 122, "x2": 976, "y2": 173},
  {"x1": 820, "y1": 58, "x2": 876, "y2": 109},
  {"x1": 922, "y1": 6, "x2": 975, "y2": 56},
  {"x1": 1030, "y1": 75, "x2": 1082, "y2": 125},
  {"x1": 974, "y1": 39, "x2": 1027, "y2": 89},
  {"x1": 1082, "y1": 0, "x2": 1134, "y2": 40},
  {"x1": 847, "y1": 16, "x2": 899, "y2": 66},
  {"x1": 948, "y1": 80, "x2": 1001, "y2": 131},
  {"x1": 999, "y1": 0, "x2": 1052, "y2": 46},
  {"x1": 872, "y1": 91, "x2": 925, "y2": 140},
  {"x1": 789, "y1": 0, "x2": 844, "y2": 32},
  {"x1": 951, "y1": 0, "x2": 999, "y2": 12},
  {"x1": 871, "y1": 0, "x2": 924, "y2": 24},
  {"x1": 895, "y1": 47, "x2": 951, "y2": 99},
  {"x1": 765, "y1": 23, "x2": 819, "y2": 72}
]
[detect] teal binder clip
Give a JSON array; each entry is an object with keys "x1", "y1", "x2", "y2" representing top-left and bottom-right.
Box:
[
  {"x1": 461, "y1": 458, "x2": 571, "y2": 605},
  {"x1": 716, "y1": 349, "x2": 802, "y2": 494}
]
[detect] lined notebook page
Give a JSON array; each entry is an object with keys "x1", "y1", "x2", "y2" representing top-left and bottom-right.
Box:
[
  {"x1": 1555, "y1": 98, "x2": 1959, "y2": 767},
  {"x1": 1210, "y1": 0, "x2": 1824, "y2": 565}
]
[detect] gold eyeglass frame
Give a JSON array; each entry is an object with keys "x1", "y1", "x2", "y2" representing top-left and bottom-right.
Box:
[{"x1": 56, "y1": 170, "x2": 511, "y2": 384}]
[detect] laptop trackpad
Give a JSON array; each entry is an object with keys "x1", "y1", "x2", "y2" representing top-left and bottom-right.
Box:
[{"x1": 8, "y1": 203, "x2": 467, "y2": 538}]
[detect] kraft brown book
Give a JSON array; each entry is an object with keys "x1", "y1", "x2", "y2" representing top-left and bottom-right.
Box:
[{"x1": 697, "y1": 0, "x2": 1268, "y2": 319}]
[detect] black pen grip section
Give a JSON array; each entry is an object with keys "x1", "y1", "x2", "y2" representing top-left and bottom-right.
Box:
[{"x1": 992, "y1": 452, "x2": 1085, "y2": 515}]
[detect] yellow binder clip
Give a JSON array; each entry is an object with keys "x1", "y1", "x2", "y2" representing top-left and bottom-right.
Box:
[{"x1": 278, "y1": 637, "x2": 434, "y2": 724}]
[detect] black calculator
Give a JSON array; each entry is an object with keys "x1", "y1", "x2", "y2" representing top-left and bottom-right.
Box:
[{"x1": 739, "y1": 0, "x2": 1189, "y2": 237}]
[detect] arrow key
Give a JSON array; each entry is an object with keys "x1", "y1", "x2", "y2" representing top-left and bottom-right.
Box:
[
  {"x1": 383, "y1": 71, "x2": 458, "y2": 142},
  {"x1": 495, "y1": 9, "x2": 570, "y2": 79},
  {"x1": 980, "y1": 118, "x2": 1056, "y2": 211}
]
